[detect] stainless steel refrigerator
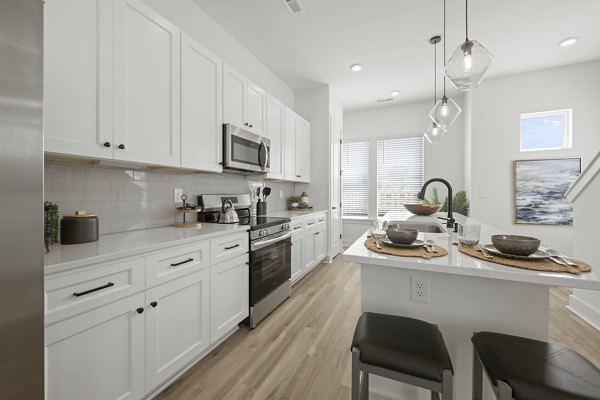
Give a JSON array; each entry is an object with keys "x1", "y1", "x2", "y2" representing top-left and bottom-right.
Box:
[{"x1": 0, "y1": 0, "x2": 44, "y2": 399}]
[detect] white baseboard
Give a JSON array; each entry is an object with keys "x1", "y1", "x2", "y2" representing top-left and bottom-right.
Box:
[{"x1": 568, "y1": 294, "x2": 600, "y2": 332}]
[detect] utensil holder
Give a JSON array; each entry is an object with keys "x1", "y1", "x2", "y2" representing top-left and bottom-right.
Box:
[{"x1": 257, "y1": 202, "x2": 267, "y2": 216}]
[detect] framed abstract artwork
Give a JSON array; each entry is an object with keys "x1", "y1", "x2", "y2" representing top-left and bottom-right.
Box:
[{"x1": 514, "y1": 158, "x2": 581, "y2": 225}]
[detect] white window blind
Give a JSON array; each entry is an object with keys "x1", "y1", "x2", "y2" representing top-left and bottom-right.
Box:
[
  {"x1": 377, "y1": 136, "x2": 424, "y2": 216},
  {"x1": 342, "y1": 141, "x2": 369, "y2": 216}
]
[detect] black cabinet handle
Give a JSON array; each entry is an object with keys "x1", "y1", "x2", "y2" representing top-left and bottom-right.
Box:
[
  {"x1": 293, "y1": 226, "x2": 301, "y2": 230},
  {"x1": 103, "y1": 141, "x2": 111, "y2": 148},
  {"x1": 244, "y1": 123, "x2": 249, "y2": 126},
  {"x1": 296, "y1": 175, "x2": 301, "y2": 178},
  {"x1": 136, "y1": 307, "x2": 144, "y2": 314},
  {"x1": 118, "y1": 144, "x2": 125, "y2": 150},
  {"x1": 170, "y1": 258, "x2": 194, "y2": 267},
  {"x1": 150, "y1": 301, "x2": 158, "y2": 308},
  {"x1": 224, "y1": 244, "x2": 240, "y2": 250},
  {"x1": 316, "y1": 232, "x2": 320, "y2": 235},
  {"x1": 307, "y1": 222, "x2": 314, "y2": 226},
  {"x1": 249, "y1": 124, "x2": 253, "y2": 128},
  {"x1": 73, "y1": 282, "x2": 114, "y2": 297}
]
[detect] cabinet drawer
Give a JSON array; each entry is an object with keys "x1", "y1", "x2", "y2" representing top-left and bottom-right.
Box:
[
  {"x1": 145, "y1": 241, "x2": 210, "y2": 288},
  {"x1": 45, "y1": 257, "x2": 145, "y2": 325},
  {"x1": 315, "y1": 214, "x2": 326, "y2": 226},
  {"x1": 291, "y1": 219, "x2": 304, "y2": 237},
  {"x1": 211, "y1": 232, "x2": 249, "y2": 265}
]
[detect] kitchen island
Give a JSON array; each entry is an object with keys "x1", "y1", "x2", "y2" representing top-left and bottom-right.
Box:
[{"x1": 343, "y1": 210, "x2": 600, "y2": 400}]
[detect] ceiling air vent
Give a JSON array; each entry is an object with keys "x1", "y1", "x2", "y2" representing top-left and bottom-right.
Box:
[
  {"x1": 376, "y1": 98, "x2": 395, "y2": 103},
  {"x1": 282, "y1": 0, "x2": 305, "y2": 15}
]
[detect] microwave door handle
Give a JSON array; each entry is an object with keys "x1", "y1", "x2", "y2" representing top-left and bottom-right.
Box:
[{"x1": 258, "y1": 141, "x2": 268, "y2": 171}]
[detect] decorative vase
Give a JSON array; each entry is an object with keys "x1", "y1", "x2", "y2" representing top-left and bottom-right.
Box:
[{"x1": 300, "y1": 192, "x2": 309, "y2": 204}]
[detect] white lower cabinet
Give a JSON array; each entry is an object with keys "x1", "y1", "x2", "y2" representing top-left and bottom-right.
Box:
[
  {"x1": 45, "y1": 293, "x2": 146, "y2": 400},
  {"x1": 145, "y1": 269, "x2": 210, "y2": 391},
  {"x1": 303, "y1": 230, "x2": 316, "y2": 272},
  {"x1": 315, "y1": 226, "x2": 326, "y2": 263},
  {"x1": 46, "y1": 234, "x2": 250, "y2": 400},
  {"x1": 210, "y1": 255, "x2": 249, "y2": 343},
  {"x1": 291, "y1": 234, "x2": 304, "y2": 284}
]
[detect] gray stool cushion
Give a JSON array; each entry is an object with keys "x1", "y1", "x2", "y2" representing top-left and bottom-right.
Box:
[
  {"x1": 351, "y1": 312, "x2": 453, "y2": 382},
  {"x1": 472, "y1": 331, "x2": 600, "y2": 400}
]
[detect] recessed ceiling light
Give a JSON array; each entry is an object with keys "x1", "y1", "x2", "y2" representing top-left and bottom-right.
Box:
[
  {"x1": 350, "y1": 63, "x2": 363, "y2": 72},
  {"x1": 558, "y1": 36, "x2": 580, "y2": 47},
  {"x1": 390, "y1": 90, "x2": 400, "y2": 97}
]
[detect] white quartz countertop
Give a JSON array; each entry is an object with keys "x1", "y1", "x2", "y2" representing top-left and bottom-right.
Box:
[
  {"x1": 268, "y1": 209, "x2": 328, "y2": 220},
  {"x1": 44, "y1": 224, "x2": 249, "y2": 275},
  {"x1": 343, "y1": 209, "x2": 600, "y2": 290}
]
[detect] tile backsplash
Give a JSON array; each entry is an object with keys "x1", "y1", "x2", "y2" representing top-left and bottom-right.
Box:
[{"x1": 45, "y1": 162, "x2": 296, "y2": 235}]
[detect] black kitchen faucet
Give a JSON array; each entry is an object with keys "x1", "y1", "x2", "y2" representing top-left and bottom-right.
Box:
[{"x1": 417, "y1": 178, "x2": 456, "y2": 229}]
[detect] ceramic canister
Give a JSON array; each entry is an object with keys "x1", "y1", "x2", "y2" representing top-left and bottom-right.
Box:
[{"x1": 60, "y1": 211, "x2": 99, "y2": 245}]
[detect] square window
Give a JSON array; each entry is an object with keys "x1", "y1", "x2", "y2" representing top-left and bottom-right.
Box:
[{"x1": 520, "y1": 109, "x2": 572, "y2": 152}]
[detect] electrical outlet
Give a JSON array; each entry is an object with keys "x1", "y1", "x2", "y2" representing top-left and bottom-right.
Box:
[
  {"x1": 317, "y1": 189, "x2": 323, "y2": 198},
  {"x1": 173, "y1": 188, "x2": 183, "y2": 203},
  {"x1": 410, "y1": 275, "x2": 430, "y2": 303},
  {"x1": 479, "y1": 188, "x2": 488, "y2": 198},
  {"x1": 280, "y1": 190, "x2": 283, "y2": 198}
]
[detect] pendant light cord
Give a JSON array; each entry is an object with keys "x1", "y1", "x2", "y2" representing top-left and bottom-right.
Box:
[
  {"x1": 465, "y1": 0, "x2": 469, "y2": 40},
  {"x1": 433, "y1": 39, "x2": 437, "y2": 106},
  {"x1": 443, "y1": 0, "x2": 447, "y2": 96}
]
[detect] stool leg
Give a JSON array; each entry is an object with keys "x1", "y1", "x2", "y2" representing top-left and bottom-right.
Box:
[
  {"x1": 361, "y1": 372, "x2": 369, "y2": 400},
  {"x1": 352, "y1": 348, "x2": 360, "y2": 400},
  {"x1": 472, "y1": 350, "x2": 483, "y2": 400},
  {"x1": 441, "y1": 369, "x2": 453, "y2": 400}
]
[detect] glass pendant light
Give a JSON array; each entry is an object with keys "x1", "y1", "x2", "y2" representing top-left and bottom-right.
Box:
[
  {"x1": 424, "y1": 36, "x2": 446, "y2": 145},
  {"x1": 444, "y1": 0, "x2": 495, "y2": 91},
  {"x1": 429, "y1": 0, "x2": 461, "y2": 127}
]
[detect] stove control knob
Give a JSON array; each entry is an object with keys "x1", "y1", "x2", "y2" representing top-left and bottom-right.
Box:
[
  {"x1": 258, "y1": 230, "x2": 265, "y2": 237},
  {"x1": 282, "y1": 223, "x2": 289, "y2": 230}
]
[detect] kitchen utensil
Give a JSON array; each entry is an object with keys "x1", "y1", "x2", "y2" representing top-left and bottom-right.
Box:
[
  {"x1": 256, "y1": 187, "x2": 261, "y2": 200},
  {"x1": 426, "y1": 240, "x2": 439, "y2": 253},
  {"x1": 371, "y1": 220, "x2": 387, "y2": 250},
  {"x1": 60, "y1": 211, "x2": 99, "y2": 244},
  {"x1": 380, "y1": 238, "x2": 426, "y2": 249},
  {"x1": 476, "y1": 244, "x2": 493, "y2": 259},
  {"x1": 491, "y1": 235, "x2": 541, "y2": 256},
  {"x1": 218, "y1": 199, "x2": 239, "y2": 224},
  {"x1": 263, "y1": 187, "x2": 271, "y2": 201},
  {"x1": 458, "y1": 224, "x2": 481, "y2": 246},
  {"x1": 385, "y1": 226, "x2": 418, "y2": 244},
  {"x1": 548, "y1": 256, "x2": 569, "y2": 267},
  {"x1": 546, "y1": 250, "x2": 578, "y2": 267},
  {"x1": 404, "y1": 203, "x2": 442, "y2": 216},
  {"x1": 482, "y1": 244, "x2": 550, "y2": 260}
]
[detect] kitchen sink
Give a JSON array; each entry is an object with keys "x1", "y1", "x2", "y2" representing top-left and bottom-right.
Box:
[{"x1": 388, "y1": 221, "x2": 446, "y2": 233}]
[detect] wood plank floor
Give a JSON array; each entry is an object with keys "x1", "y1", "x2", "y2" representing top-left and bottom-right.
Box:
[{"x1": 156, "y1": 256, "x2": 600, "y2": 400}]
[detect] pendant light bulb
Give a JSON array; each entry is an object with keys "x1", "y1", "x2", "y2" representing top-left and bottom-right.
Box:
[
  {"x1": 440, "y1": 99, "x2": 449, "y2": 117},
  {"x1": 424, "y1": 121, "x2": 446, "y2": 144}
]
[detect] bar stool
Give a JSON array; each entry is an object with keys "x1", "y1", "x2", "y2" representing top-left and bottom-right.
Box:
[
  {"x1": 351, "y1": 312, "x2": 454, "y2": 399},
  {"x1": 472, "y1": 331, "x2": 600, "y2": 400}
]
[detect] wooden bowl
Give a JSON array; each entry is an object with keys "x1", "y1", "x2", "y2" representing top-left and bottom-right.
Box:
[{"x1": 404, "y1": 203, "x2": 442, "y2": 216}]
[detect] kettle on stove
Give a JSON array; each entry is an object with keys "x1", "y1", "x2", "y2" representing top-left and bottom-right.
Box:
[{"x1": 218, "y1": 199, "x2": 239, "y2": 224}]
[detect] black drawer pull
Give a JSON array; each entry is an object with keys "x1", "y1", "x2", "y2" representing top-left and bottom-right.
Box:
[
  {"x1": 170, "y1": 258, "x2": 194, "y2": 267},
  {"x1": 150, "y1": 301, "x2": 158, "y2": 308},
  {"x1": 307, "y1": 222, "x2": 314, "y2": 226},
  {"x1": 73, "y1": 282, "x2": 114, "y2": 297},
  {"x1": 224, "y1": 244, "x2": 240, "y2": 250},
  {"x1": 293, "y1": 226, "x2": 301, "y2": 230},
  {"x1": 136, "y1": 307, "x2": 144, "y2": 314}
]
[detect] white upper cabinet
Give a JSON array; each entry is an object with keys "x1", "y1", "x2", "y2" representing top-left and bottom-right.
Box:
[
  {"x1": 44, "y1": 0, "x2": 113, "y2": 159},
  {"x1": 181, "y1": 33, "x2": 223, "y2": 172},
  {"x1": 284, "y1": 107, "x2": 310, "y2": 183},
  {"x1": 112, "y1": 0, "x2": 181, "y2": 167},
  {"x1": 223, "y1": 64, "x2": 266, "y2": 136},
  {"x1": 265, "y1": 95, "x2": 285, "y2": 180}
]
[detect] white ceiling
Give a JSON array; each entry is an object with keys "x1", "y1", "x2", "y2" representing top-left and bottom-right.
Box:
[{"x1": 192, "y1": 0, "x2": 600, "y2": 111}]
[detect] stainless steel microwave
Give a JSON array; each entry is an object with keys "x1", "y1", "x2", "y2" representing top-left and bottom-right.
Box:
[{"x1": 223, "y1": 124, "x2": 270, "y2": 174}]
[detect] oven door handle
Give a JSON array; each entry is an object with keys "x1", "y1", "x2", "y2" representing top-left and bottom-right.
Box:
[{"x1": 251, "y1": 231, "x2": 292, "y2": 251}]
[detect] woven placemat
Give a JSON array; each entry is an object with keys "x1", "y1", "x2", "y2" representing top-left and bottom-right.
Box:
[
  {"x1": 458, "y1": 244, "x2": 591, "y2": 275},
  {"x1": 364, "y1": 238, "x2": 447, "y2": 259}
]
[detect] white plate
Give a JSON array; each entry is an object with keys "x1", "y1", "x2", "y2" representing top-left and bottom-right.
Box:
[
  {"x1": 482, "y1": 244, "x2": 551, "y2": 260},
  {"x1": 380, "y1": 238, "x2": 426, "y2": 249}
]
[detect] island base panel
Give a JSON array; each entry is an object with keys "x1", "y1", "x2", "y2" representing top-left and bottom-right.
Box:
[{"x1": 360, "y1": 263, "x2": 549, "y2": 400}]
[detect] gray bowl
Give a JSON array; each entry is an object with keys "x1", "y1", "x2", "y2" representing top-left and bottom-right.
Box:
[
  {"x1": 386, "y1": 226, "x2": 419, "y2": 245},
  {"x1": 491, "y1": 235, "x2": 541, "y2": 256}
]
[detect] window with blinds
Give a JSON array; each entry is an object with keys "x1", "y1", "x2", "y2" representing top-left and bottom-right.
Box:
[
  {"x1": 377, "y1": 136, "x2": 424, "y2": 216},
  {"x1": 342, "y1": 141, "x2": 369, "y2": 217}
]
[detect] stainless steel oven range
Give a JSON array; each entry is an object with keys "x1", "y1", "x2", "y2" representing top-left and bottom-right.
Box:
[{"x1": 198, "y1": 194, "x2": 291, "y2": 328}]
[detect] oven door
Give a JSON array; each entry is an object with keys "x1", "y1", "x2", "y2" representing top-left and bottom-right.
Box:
[
  {"x1": 249, "y1": 232, "x2": 291, "y2": 305},
  {"x1": 223, "y1": 124, "x2": 270, "y2": 173}
]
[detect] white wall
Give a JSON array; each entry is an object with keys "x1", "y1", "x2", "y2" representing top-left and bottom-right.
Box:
[
  {"x1": 145, "y1": 0, "x2": 294, "y2": 108},
  {"x1": 341, "y1": 98, "x2": 466, "y2": 244},
  {"x1": 470, "y1": 60, "x2": 600, "y2": 254}
]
